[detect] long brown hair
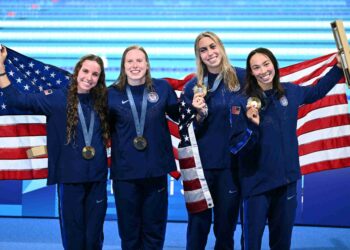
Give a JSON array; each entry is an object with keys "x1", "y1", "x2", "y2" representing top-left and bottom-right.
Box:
[
  {"x1": 245, "y1": 47, "x2": 285, "y2": 100},
  {"x1": 66, "y1": 54, "x2": 110, "y2": 146},
  {"x1": 194, "y1": 31, "x2": 239, "y2": 91},
  {"x1": 113, "y1": 45, "x2": 153, "y2": 91}
]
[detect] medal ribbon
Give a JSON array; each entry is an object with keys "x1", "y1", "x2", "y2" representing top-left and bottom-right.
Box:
[
  {"x1": 203, "y1": 73, "x2": 223, "y2": 93},
  {"x1": 126, "y1": 85, "x2": 148, "y2": 138},
  {"x1": 78, "y1": 102, "x2": 95, "y2": 147}
]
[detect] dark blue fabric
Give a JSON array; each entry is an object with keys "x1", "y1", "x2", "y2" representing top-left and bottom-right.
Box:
[
  {"x1": 230, "y1": 65, "x2": 343, "y2": 198},
  {"x1": 181, "y1": 67, "x2": 246, "y2": 170},
  {"x1": 108, "y1": 78, "x2": 179, "y2": 180},
  {"x1": 58, "y1": 182, "x2": 107, "y2": 250},
  {"x1": 2, "y1": 85, "x2": 108, "y2": 185},
  {"x1": 186, "y1": 168, "x2": 241, "y2": 250},
  {"x1": 113, "y1": 176, "x2": 168, "y2": 250},
  {"x1": 243, "y1": 182, "x2": 297, "y2": 250}
]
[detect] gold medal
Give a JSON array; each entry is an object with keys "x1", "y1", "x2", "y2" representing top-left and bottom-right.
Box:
[
  {"x1": 82, "y1": 146, "x2": 95, "y2": 160},
  {"x1": 247, "y1": 97, "x2": 262, "y2": 110},
  {"x1": 133, "y1": 136, "x2": 147, "y2": 151},
  {"x1": 193, "y1": 84, "x2": 207, "y2": 97}
]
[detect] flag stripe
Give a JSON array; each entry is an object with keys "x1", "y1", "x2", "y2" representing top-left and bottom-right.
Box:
[
  {"x1": 0, "y1": 168, "x2": 48, "y2": 180},
  {"x1": 0, "y1": 158, "x2": 48, "y2": 170},
  {"x1": 0, "y1": 124, "x2": 46, "y2": 137},
  {"x1": 0, "y1": 147, "x2": 47, "y2": 159},
  {"x1": 299, "y1": 146, "x2": 350, "y2": 166},
  {"x1": 297, "y1": 104, "x2": 349, "y2": 130},
  {"x1": 301, "y1": 157, "x2": 350, "y2": 175},
  {"x1": 183, "y1": 178, "x2": 203, "y2": 191},
  {"x1": 297, "y1": 114, "x2": 350, "y2": 136},
  {"x1": 0, "y1": 136, "x2": 46, "y2": 148},
  {"x1": 298, "y1": 125, "x2": 350, "y2": 146},
  {"x1": 299, "y1": 136, "x2": 350, "y2": 156},
  {"x1": 297, "y1": 93, "x2": 347, "y2": 119},
  {"x1": 0, "y1": 115, "x2": 46, "y2": 124}
]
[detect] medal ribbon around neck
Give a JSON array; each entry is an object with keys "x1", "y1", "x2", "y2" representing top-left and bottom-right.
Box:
[
  {"x1": 126, "y1": 85, "x2": 148, "y2": 140},
  {"x1": 78, "y1": 102, "x2": 95, "y2": 150},
  {"x1": 203, "y1": 73, "x2": 223, "y2": 93}
]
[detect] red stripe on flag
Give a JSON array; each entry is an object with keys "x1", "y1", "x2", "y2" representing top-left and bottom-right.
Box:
[
  {"x1": 172, "y1": 147, "x2": 179, "y2": 160},
  {"x1": 301, "y1": 157, "x2": 350, "y2": 175},
  {"x1": 179, "y1": 157, "x2": 195, "y2": 169},
  {"x1": 0, "y1": 147, "x2": 47, "y2": 159},
  {"x1": 183, "y1": 178, "x2": 202, "y2": 191},
  {"x1": 299, "y1": 136, "x2": 350, "y2": 156},
  {"x1": 0, "y1": 168, "x2": 48, "y2": 180},
  {"x1": 297, "y1": 94, "x2": 347, "y2": 119},
  {"x1": 167, "y1": 120, "x2": 180, "y2": 139},
  {"x1": 0, "y1": 124, "x2": 46, "y2": 137},
  {"x1": 297, "y1": 114, "x2": 350, "y2": 136},
  {"x1": 186, "y1": 199, "x2": 211, "y2": 214}
]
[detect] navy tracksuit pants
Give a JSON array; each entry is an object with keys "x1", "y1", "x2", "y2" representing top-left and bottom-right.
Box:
[
  {"x1": 242, "y1": 182, "x2": 297, "y2": 250},
  {"x1": 186, "y1": 168, "x2": 241, "y2": 250},
  {"x1": 113, "y1": 175, "x2": 168, "y2": 250},
  {"x1": 58, "y1": 182, "x2": 107, "y2": 250}
]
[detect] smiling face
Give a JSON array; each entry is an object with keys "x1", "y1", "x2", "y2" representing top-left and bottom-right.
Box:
[
  {"x1": 249, "y1": 53, "x2": 275, "y2": 91},
  {"x1": 76, "y1": 60, "x2": 101, "y2": 93},
  {"x1": 197, "y1": 36, "x2": 223, "y2": 74},
  {"x1": 124, "y1": 48, "x2": 148, "y2": 85}
]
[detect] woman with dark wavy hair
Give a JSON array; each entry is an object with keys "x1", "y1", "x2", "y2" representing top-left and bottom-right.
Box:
[
  {"x1": 0, "y1": 46, "x2": 109, "y2": 250},
  {"x1": 109, "y1": 45, "x2": 179, "y2": 250}
]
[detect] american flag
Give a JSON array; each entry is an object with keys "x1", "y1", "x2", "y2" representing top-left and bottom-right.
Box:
[
  {"x1": 280, "y1": 53, "x2": 350, "y2": 175},
  {"x1": 1, "y1": 48, "x2": 350, "y2": 214},
  {"x1": 0, "y1": 46, "x2": 71, "y2": 179}
]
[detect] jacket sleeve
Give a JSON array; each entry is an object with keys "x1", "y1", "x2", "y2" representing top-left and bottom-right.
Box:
[
  {"x1": 229, "y1": 97, "x2": 259, "y2": 155},
  {"x1": 2, "y1": 83, "x2": 55, "y2": 116}
]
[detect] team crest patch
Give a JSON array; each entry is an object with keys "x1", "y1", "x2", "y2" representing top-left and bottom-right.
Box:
[
  {"x1": 279, "y1": 96, "x2": 288, "y2": 107},
  {"x1": 147, "y1": 92, "x2": 159, "y2": 103},
  {"x1": 44, "y1": 89, "x2": 53, "y2": 95},
  {"x1": 231, "y1": 106, "x2": 241, "y2": 115}
]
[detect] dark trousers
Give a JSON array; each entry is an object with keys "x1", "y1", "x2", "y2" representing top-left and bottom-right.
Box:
[
  {"x1": 242, "y1": 182, "x2": 297, "y2": 250},
  {"x1": 186, "y1": 168, "x2": 241, "y2": 250},
  {"x1": 58, "y1": 182, "x2": 107, "y2": 250},
  {"x1": 113, "y1": 175, "x2": 168, "y2": 250}
]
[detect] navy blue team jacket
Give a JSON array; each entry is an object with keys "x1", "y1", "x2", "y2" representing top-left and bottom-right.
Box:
[
  {"x1": 108, "y1": 78, "x2": 179, "y2": 180},
  {"x1": 229, "y1": 65, "x2": 343, "y2": 198},
  {"x1": 2, "y1": 85, "x2": 108, "y2": 185},
  {"x1": 181, "y1": 67, "x2": 246, "y2": 170}
]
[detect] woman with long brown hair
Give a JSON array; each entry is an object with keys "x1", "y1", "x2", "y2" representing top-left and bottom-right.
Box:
[{"x1": 0, "y1": 46, "x2": 109, "y2": 250}]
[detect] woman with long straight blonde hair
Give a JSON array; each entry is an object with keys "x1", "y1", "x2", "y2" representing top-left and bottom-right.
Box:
[{"x1": 180, "y1": 31, "x2": 245, "y2": 249}]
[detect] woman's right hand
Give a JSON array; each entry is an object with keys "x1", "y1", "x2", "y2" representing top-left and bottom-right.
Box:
[
  {"x1": 192, "y1": 92, "x2": 208, "y2": 122},
  {"x1": 192, "y1": 92, "x2": 206, "y2": 111},
  {"x1": 246, "y1": 106, "x2": 260, "y2": 125}
]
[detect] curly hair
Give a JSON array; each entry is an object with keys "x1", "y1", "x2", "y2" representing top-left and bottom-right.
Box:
[
  {"x1": 194, "y1": 31, "x2": 239, "y2": 91},
  {"x1": 112, "y1": 45, "x2": 153, "y2": 91},
  {"x1": 66, "y1": 54, "x2": 110, "y2": 146},
  {"x1": 245, "y1": 47, "x2": 285, "y2": 101}
]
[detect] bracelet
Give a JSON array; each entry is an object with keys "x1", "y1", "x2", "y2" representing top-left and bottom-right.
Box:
[{"x1": 0, "y1": 72, "x2": 6, "y2": 77}]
